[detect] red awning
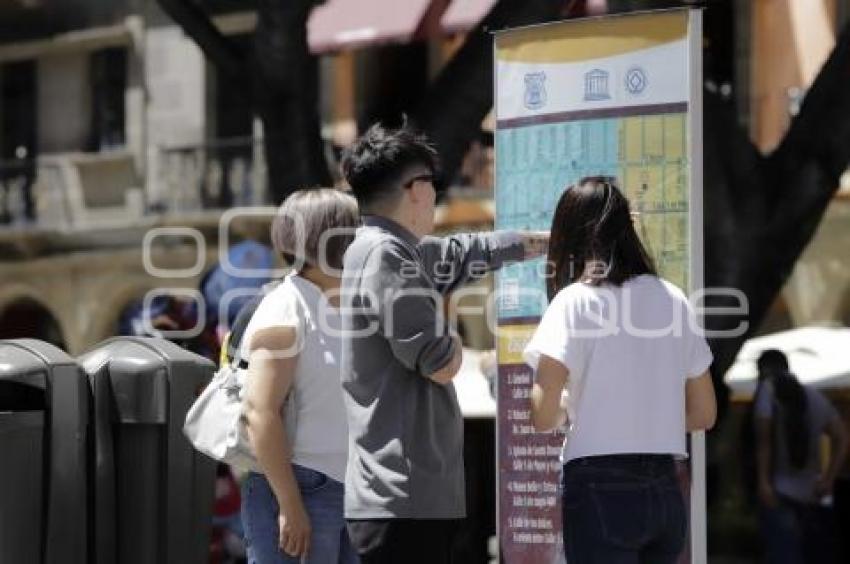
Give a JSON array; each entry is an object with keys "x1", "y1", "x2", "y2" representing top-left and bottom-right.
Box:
[
  {"x1": 440, "y1": 0, "x2": 498, "y2": 34},
  {"x1": 308, "y1": 0, "x2": 434, "y2": 54}
]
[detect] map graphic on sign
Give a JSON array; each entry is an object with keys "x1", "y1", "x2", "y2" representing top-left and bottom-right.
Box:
[{"x1": 495, "y1": 10, "x2": 703, "y2": 564}]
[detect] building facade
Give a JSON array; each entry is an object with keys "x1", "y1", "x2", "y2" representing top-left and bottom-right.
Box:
[{"x1": 0, "y1": 0, "x2": 849, "y2": 353}]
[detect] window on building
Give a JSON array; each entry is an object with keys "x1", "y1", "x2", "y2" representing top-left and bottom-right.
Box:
[
  {"x1": 89, "y1": 47, "x2": 126, "y2": 151},
  {"x1": 1, "y1": 59, "x2": 37, "y2": 163},
  {"x1": 0, "y1": 60, "x2": 37, "y2": 222}
]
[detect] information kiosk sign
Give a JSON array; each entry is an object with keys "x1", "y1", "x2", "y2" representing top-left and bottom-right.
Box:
[{"x1": 494, "y1": 9, "x2": 704, "y2": 563}]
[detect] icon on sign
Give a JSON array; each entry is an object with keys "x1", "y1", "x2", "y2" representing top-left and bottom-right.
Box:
[
  {"x1": 625, "y1": 67, "x2": 648, "y2": 95},
  {"x1": 523, "y1": 72, "x2": 547, "y2": 110},
  {"x1": 501, "y1": 279, "x2": 520, "y2": 310},
  {"x1": 584, "y1": 69, "x2": 610, "y2": 101}
]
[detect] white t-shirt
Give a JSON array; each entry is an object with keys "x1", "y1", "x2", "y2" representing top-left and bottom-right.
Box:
[
  {"x1": 240, "y1": 274, "x2": 348, "y2": 483},
  {"x1": 523, "y1": 274, "x2": 713, "y2": 462}
]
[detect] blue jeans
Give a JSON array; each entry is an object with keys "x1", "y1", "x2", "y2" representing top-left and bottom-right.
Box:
[
  {"x1": 241, "y1": 466, "x2": 359, "y2": 564},
  {"x1": 561, "y1": 455, "x2": 687, "y2": 564},
  {"x1": 758, "y1": 496, "x2": 837, "y2": 564}
]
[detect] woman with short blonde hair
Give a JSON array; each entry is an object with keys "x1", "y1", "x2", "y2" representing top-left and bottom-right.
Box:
[{"x1": 240, "y1": 187, "x2": 360, "y2": 564}]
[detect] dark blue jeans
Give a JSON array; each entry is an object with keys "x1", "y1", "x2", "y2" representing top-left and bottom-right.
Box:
[{"x1": 561, "y1": 454, "x2": 687, "y2": 564}]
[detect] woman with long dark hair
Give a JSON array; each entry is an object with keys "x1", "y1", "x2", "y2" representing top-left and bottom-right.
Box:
[
  {"x1": 524, "y1": 176, "x2": 717, "y2": 563},
  {"x1": 754, "y1": 349, "x2": 847, "y2": 564}
]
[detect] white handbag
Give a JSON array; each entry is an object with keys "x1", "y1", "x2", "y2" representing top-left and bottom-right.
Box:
[{"x1": 183, "y1": 357, "x2": 261, "y2": 472}]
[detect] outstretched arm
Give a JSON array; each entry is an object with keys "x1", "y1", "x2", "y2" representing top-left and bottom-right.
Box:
[
  {"x1": 519, "y1": 231, "x2": 550, "y2": 260},
  {"x1": 417, "y1": 230, "x2": 548, "y2": 294}
]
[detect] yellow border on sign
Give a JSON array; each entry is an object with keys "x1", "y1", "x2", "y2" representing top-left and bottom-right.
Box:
[
  {"x1": 496, "y1": 11, "x2": 687, "y2": 63},
  {"x1": 496, "y1": 324, "x2": 538, "y2": 365}
]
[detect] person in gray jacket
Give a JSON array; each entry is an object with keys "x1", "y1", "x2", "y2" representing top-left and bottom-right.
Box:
[{"x1": 339, "y1": 122, "x2": 547, "y2": 564}]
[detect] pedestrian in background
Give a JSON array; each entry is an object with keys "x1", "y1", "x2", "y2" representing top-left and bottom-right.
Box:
[{"x1": 754, "y1": 349, "x2": 848, "y2": 564}]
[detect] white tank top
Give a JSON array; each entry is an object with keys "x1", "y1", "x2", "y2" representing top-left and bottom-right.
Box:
[{"x1": 241, "y1": 274, "x2": 348, "y2": 482}]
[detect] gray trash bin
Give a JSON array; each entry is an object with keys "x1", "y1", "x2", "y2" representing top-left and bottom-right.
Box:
[
  {"x1": 79, "y1": 336, "x2": 217, "y2": 564},
  {"x1": 0, "y1": 339, "x2": 89, "y2": 564}
]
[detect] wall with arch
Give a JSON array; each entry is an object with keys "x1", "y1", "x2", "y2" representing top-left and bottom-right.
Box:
[{"x1": 0, "y1": 244, "x2": 220, "y2": 355}]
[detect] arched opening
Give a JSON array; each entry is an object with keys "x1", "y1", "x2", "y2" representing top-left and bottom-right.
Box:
[{"x1": 0, "y1": 298, "x2": 66, "y2": 351}]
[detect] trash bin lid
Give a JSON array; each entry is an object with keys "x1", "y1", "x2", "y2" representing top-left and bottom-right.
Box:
[
  {"x1": 78, "y1": 337, "x2": 214, "y2": 424},
  {"x1": 0, "y1": 339, "x2": 58, "y2": 389},
  {"x1": 0, "y1": 339, "x2": 75, "y2": 411},
  {"x1": 80, "y1": 338, "x2": 169, "y2": 424}
]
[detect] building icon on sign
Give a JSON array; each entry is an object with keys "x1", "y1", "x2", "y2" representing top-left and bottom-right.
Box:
[{"x1": 584, "y1": 69, "x2": 610, "y2": 101}]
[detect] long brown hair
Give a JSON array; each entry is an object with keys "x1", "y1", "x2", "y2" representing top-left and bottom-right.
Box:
[{"x1": 546, "y1": 176, "x2": 656, "y2": 299}]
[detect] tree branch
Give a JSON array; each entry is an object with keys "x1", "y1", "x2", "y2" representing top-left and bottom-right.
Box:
[
  {"x1": 771, "y1": 22, "x2": 850, "y2": 215},
  {"x1": 156, "y1": 0, "x2": 248, "y2": 82},
  {"x1": 412, "y1": 0, "x2": 565, "y2": 187}
]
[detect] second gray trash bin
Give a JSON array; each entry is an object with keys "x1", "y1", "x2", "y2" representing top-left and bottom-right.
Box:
[{"x1": 79, "y1": 336, "x2": 217, "y2": 564}]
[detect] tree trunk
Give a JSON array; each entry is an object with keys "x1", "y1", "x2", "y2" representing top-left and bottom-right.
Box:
[
  {"x1": 156, "y1": 0, "x2": 330, "y2": 204},
  {"x1": 156, "y1": 0, "x2": 249, "y2": 83},
  {"x1": 703, "y1": 23, "x2": 850, "y2": 409},
  {"x1": 253, "y1": 0, "x2": 331, "y2": 203}
]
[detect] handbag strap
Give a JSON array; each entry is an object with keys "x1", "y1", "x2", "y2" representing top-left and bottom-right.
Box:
[{"x1": 225, "y1": 293, "x2": 265, "y2": 366}]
